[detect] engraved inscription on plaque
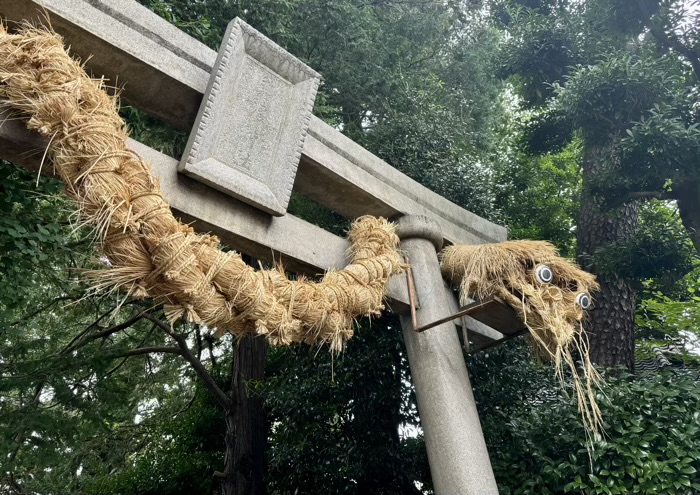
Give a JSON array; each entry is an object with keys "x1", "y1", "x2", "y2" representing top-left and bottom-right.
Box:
[{"x1": 179, "y1": 18, "x2": 320, "y2": 216}]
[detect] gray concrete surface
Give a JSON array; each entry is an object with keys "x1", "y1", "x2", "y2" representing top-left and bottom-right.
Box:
[
  {"x1": 397, "y1": 215, "x2": 499, "y2": 495},
  {"x1": 303, "y1": 118, "x2": 506, "y2": 244},
  {"x1": 180, "y1": 19, "x2": 320, "y2": 215}
]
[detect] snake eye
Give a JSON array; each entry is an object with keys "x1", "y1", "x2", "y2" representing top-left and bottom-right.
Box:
[
  {"x1": 575, "y1": 292, "x2": 591, "y2": 310},
  {"x1": 535, "y1": 264, "x2": 553, "y2": 284}
]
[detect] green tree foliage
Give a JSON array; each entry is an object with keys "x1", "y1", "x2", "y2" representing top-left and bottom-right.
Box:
[
  {"x1": 471, "y1": 343, "x2": 700, "y2": 495},
  {"x1": 265, "y1": 318, "x2": 429, "y2": 494},
  {"x1": 588, "y1": 202, "x2": 695, "y2": 291},
  {"x1": 84, "y1": 381, "x2": 227, "y2": 495},
  {"x1": 636, "y1": 203, "x2": 700, "y2": 362},
  {"x1": 0, "y1": 107, "x2": 231, "y2": 493},
  {"x1": 494, "y1": 136, "x2": 582, "y2": 256},
  {"x1": 494, "y1": 0, "x2": 700, "y2": 369},
  {"x1": 496, "y1": 0, "x2": 700, "y2": 256},
  {"x1": 0, "y1": 162, "x2": 176, "y2": 493},
  {"x1": 0, "y1": 162, "x2": 73, "y2": 308}
]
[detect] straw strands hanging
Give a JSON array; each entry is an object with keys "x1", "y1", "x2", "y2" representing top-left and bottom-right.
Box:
[
  {"x1": 440, "y1": 240, "x2": 603, "y2": 435},
  {"x1": 0, "y1": 24, "x2": 403, "y2": 351}
]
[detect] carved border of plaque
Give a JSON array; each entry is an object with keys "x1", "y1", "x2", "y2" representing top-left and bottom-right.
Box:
[{"x1": 179, "y1": 18, "x2": 320, "y2": 216}]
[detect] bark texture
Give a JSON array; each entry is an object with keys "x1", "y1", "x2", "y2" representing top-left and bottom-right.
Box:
[
  {"x1": 675, "y1": 178, "x2": 700, "y2": 255},
  {"x1": 577, "y1": 142, "x2": 639, "y2": 370},
  {"x1": 222, "y1": 334, "x2": 267, "y2": 495}
]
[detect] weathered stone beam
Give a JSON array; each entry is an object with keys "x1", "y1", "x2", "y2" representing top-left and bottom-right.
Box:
[
  {"x1": 444, "y1": 291, "x2": 506, "y2": 346},
  {"x1": 134, "y1": 139, "x2": 411, "y2": 314},
  {"x1": 0, "y1": 0, "x2": 507, "y2": 247},
  {"x1": 301, "y1": 117, "x2": 506, "y2": 244},
  {"x1": 0, "y1": 122, "x2": 502, "y2": 343}
]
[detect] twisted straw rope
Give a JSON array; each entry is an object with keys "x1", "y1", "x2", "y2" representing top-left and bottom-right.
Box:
[{"x1": 0, "y1": 25, "x2": 403, "y2": 350}]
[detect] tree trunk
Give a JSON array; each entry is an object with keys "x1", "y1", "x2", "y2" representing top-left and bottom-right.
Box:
[
  {"x1": 221, "y1": 334, "x2": 267, "y2": 495},
  {"x1": 576, "y1": 141, "x2": 638, "y2": 370},
  {"x1": 675, "y1": 177, "x2": 700, "y2": 255}
]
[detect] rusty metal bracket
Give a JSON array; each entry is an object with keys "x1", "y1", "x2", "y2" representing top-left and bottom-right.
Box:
[
  {"x1": 404, "y1": 256, "x2": 420, "y2": 330},
  {"x1": 404, "y1": 256, "x2": 496, "y2": 333},
  {"x1": 414, "y1": 299, "x2": 497, "y2": 333}
]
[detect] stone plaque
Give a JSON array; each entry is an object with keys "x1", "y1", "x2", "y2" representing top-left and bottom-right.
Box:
[{"x1": 179, "y1": 18, "x2": 320, "y2": 216}]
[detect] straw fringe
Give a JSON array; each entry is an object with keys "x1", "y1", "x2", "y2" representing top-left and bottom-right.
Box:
[
  {"x1": 0, "y1": 24, "x2": 403, "y2": 351},
  {"x1": 440, "y1": 240, "x2": 603, "y2": 437}
]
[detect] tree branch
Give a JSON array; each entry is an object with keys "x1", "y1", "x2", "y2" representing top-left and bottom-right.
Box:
[
  {"x1": 118, "y1": 346, "x2": 182, "y2": 358},
  {"x1": 104, "y1": 323, "x2": 158, "y2": 377},
  {"x1": 10, "y1": 295, "x2": 78, "y2": 326},
  {"x1": 604, "y1": 189, "x2": 675, "y2": 208},
  {"x1": 144, "y1": 313, "x2": 232, "y2": 411},
  {"x1": 651, "y1": 27, "x2": 700, "y2": 81},
  {"x1": 61, "y1": 300, "x2": 142, "y2": 353},
  {"x1": 626, "y1": 190, "x2": 675, "y2": 201},
  {"x1": 7, "y1": 380, "x2": 45, "y2": 464},
  {"x1": 66, "y1": 310, "x2": 149, "y2": 353},
  {"x1": 638, "y1": 0, "x2": 700, "y2": 81}
]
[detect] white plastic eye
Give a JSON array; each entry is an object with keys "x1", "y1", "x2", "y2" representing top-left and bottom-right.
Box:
[
  {"x1": 576, "y1": 292, "x2": 591, "y2": 309},
  {"x1": 535, "y1": 264, "x2": 553, "y2": 284}
]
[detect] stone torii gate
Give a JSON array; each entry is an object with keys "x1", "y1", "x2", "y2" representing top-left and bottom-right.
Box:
[{"x1": 0, "y1": 1, "x2": 524, "y2": 492}]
